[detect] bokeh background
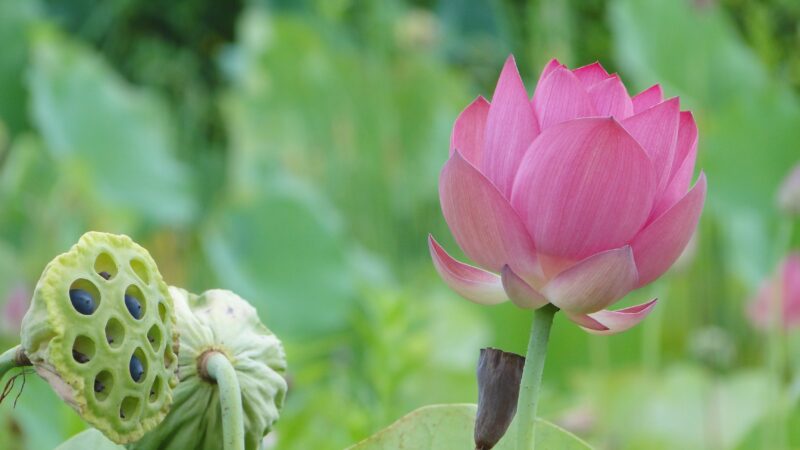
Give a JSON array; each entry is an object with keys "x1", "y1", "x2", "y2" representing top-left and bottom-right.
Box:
[{"x1": 1, "y1": 0, "x2": 800, "y2": 448}]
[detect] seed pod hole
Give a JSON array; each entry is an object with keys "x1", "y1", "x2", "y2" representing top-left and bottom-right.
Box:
[
  {"x1": 105, "y1": 317, "x2": 125, "y2": 348},
  {"x1": 124, "y1": 285, "x2": 147, "y2": 320},
  {"x1": 94, "y1": 252, "x2": 118, "y2": 280},
  {"x1": 148, "y1": 376, "x2": 162, "y2": 403},
  {"x1": 147, "y1": 325, "x2": 162, "y2": 351},
  {"x1": 158, "y1": 302, "x2": 167, "y2": 323},
  {"x1": 69, "y1": 279, "x2": 101, "y2": 315},
  {"x1": 72, "y1": 335, "x2": 96, "y2": 364},
  {"x1": 163, "y1": 346, "x2": 174, "y2": 369},
  {"x1": 130, "y1": 258, "x2": 150, "y2": 285},
  {"x1": 119, "y1": 396, "x2": 140, "y2": 421},
  {"x1": 93, "y1": 370, "x2": 114, "y2": 401},
  {"x1": 130, "y1": 348, "x2": 148, "y2": 383}
]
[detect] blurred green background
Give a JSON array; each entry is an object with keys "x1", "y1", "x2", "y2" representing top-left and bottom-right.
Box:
[{"x1": 1, "y1": 0, "x2": 800, "y2": 448}]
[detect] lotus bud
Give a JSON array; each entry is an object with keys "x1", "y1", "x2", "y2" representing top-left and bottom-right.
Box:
[
  {"x1": 747, "y1": 253, "x2": 800, "y2": 331},
  {"x1": 132, "y1": 287, "x2": 288, "y2": 450},
  {"x1": 474, "y1": 348, "x2": 524, "y2": 450},
  {"x1": 778, "y1": 164, "x2": 800, "y2": 216},
  {"x1": 19, "y1": 231, "x2": 179, "y2": 444}
]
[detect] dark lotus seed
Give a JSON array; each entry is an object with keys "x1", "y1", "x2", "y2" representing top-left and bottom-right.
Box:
[
  {"x1": 94, "y1": 379, "x2": 105, "y2": 393},
  {"x1": 70, "y1": 289, "x2": 96, "y2": 315},
  {"x1": 130, "y1": 355, "x2": 144, "y2": 382},
  {"x1": 125, "y1": 294, "x2": 143, "y2": 320},
  {"x1": 72, "y1": 350, "x2": 89, "y2": 364},
  {"x1": 99, "y1": 271, "x2": 111, "y2": 280}
]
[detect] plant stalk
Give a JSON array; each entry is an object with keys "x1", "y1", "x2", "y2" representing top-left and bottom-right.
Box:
[
  {"x1": 768, "y1": 219, "x2": 793, "y2": 450},
  {"x1": 0, "y1": 345, "x2": 30, "y2": 381},
  {"x1": 515, "y1": 304, "x2": 558, "y2": 450},
  {"x1": 202, "y1": 351, "x2": 245, "y2": 450}
]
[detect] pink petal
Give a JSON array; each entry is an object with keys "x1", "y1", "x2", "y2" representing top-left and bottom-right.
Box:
[
  {"x1": 536, "y1": 58, "x2": 565, "y2": 88},
  {"x1": 747, "y1": 281, "x2": 773, "y2": 330},
  {"x1": 572, "y1": 62, "x2": 612, "y2": 90},
  {"x1": 481, "y1": 56, "x2": 540, "y2": 197},
  {"x1": 669, "y1": 111, "x2": 698, "y2": 183},
  {"x1": 450, "y1": 96, "x2": 490, "y2": 167},
  {"x1": 511, "y1": 118, "x2": 657, "y2": 259},
  {"x1": 565, "y1": 313, "x2": 610, "y2": 331},
  {"x1": 632, "y1": 85, "x2": 663, "y2": 114},
  {"x1": 622, "y1": 98, "x2": 680, "y2": 194},
  {"x1": 501, "y1": 265, "x2": 548, "y2": 309},
  {"x1": 571, "y1": 299, "x2": 658, "y2": 335},
  {"x1": 783, "y1": 254, "x2": 800, "y2": 326},
  {"x1": 532, "y1": 67, "x2": 597, "y2": 130},
  {"x1": 632, "y1": 173, "x2": 707, "y2": 287},
  {"x1": 748, "y1": 254, "x2": 800, "y2": 330},
  {"x1": 428, "y1": 235, "x2": 507, "y2": 305},
  {"x1": 587, "y1": 75, "x2": 634, "y2": 119},
  {"x1": 542, "y1": 246, "x2": 638, "y2": 315},
  {"x1": 440, "y1": 151, "x2": 541, "y2": 280},
  {"x1": 651, "y1": 111, "x2": 699, "y2": 219}
]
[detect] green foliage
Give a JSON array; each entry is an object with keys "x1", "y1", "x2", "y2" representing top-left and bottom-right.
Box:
[
  {"x1": 55, "y1": 428, "x2": 122, "y2": 450},
  {"x1": 222, "y1": 6, "x2": 465, "y2": 265},
  {"x1": 202, "y1": 175, "x2": 355, "y2": 336},
  {"x1": 347, "y1": 404, "x2": 591, "y2": 450},
  {"x1": 28, "y1": 27, "x2": 196, "y2": 225},
  {"x1": 0, "y1": 0, "x2": 39, "y2": 135}
]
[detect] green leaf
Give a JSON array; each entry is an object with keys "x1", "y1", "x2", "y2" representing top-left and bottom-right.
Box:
[
  {"x1": 574, "y1": 365, "x2": 771, "y2": 450},
  {"x1": 13, "y1": 375, "x2": 83, "y2": 450},
  {"x1": 27, "y1": 26, "x2": 196, "y2": 225},
  {"x1": 346, "y1": 404, "x2": 592, "y2": 450},
  {"x1": 202, "y1": 175, "x2": 355, "y2": 337},
  {"x1": 0, "y1": 0, "x2": 40, "y2": 135},
  {"x1": 54, "y1": 429, "x2": 123, "y2": 450},
  {"x1": 223, "y1": 9, "x2": 466, "y2": 263}
]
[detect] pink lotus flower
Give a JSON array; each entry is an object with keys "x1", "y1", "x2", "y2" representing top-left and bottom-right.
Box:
[
  {"x1": 429, "y1": 56, "x2": 707, "y2": 335},
  {"x1": 748, "y1": 253, "x2": 800, "y2": 330}
]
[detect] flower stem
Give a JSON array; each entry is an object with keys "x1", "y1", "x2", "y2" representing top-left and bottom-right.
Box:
[
  {"x1": 0, "y1": 346, "x2": 30, "y2": 381},
  {"x1": 516, "y1": 304, "x2": 558, "y2": 450},
  {"x1": 768, "y1": 219, "x2": 793, "y2": 449},
  {"x1": 203, "y1": 351, "x2": 244, "y2": 450}
]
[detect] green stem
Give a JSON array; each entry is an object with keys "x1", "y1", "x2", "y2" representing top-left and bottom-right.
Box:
[
  {"x1": 0, "y1": 346, "x2": 29, "y2": 381},
  {"x1": 204, "y1": 352, "x2": 244, "y2": 450},
  {"x1": 769, "y1": 219, "x2": 793, "y2": 449},
  {"x1": 516, "y1": 304, "x2": 558, "y2": 450}
]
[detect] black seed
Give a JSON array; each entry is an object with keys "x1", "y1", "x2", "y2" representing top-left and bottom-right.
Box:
[
  {"x1": 72, "y1": 350, "x2": 89, "y2": 364},
  {"x1": 120, "y1": 411, "x2": 125, "y2": 419},
  {"x1": 107, "y1": 336, "x2": 114, "y2": 344},
  {"x1": 125, "y1": 294, "x2": 143, "y2": 320},
  {"x1": 99, "y1": 271, "x2": 111, "y2": 280},
  {"x1": 70, "y1": 289, "x2": 96, "y2": 315},
  {"x1": 130, "y1": 355, "x2": 144, "y2": 382},
  {"x1": 94, "y1": 379, "x2": 105, "y2": 393}
]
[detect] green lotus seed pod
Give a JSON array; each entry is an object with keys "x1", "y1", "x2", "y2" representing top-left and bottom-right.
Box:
[
  {"x1": 133, "y1": 287, "x2": 287, "y2": 450},
  {"x1": 20, "y1": 232, "x2": 179, "y2": 444}
]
